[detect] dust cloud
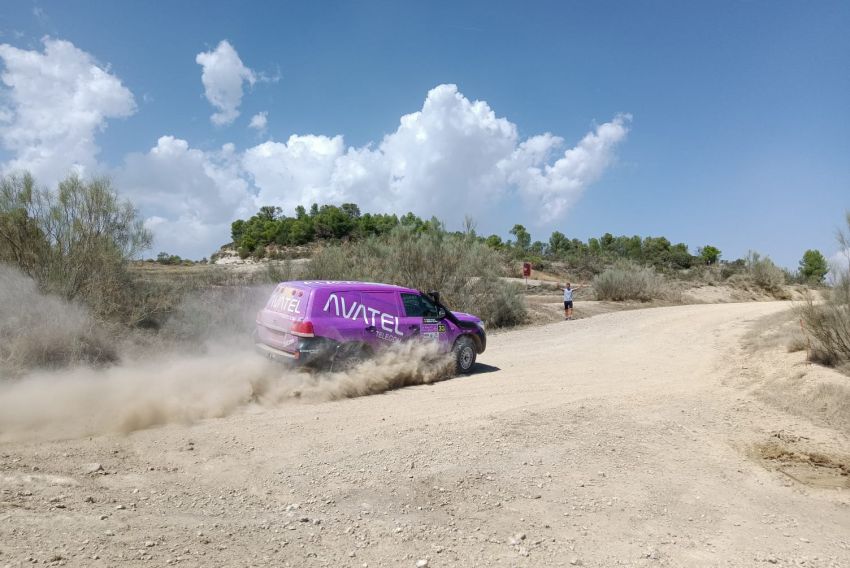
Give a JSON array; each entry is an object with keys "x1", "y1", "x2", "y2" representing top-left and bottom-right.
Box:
[
  {"x1": 0, "y1": 342, "x2": 455, "y2": 442},
  {"x1": 0, "y1": 266, "x2": 116, "y2": 376},
  {"x1": 0, "y1": 266, "x2": 456, "y2": 441}
]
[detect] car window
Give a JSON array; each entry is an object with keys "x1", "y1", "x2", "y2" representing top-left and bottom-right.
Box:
[
  {"x1": 401, "y1": 293, "x2": 424, "y2": 317},
  {"x1": 420, "y1": 295, "x2": 440, "y2": 317},
  {"x1": 400, "y1": 293, "x2": 440, "y2": 318}
]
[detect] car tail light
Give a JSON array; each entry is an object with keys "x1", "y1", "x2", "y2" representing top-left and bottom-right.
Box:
[{"x1": 290, "y1": 320, "x2": 315, "y2": 337}]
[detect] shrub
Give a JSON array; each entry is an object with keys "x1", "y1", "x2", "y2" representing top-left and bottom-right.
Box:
[
  {"x1": 746, "y1": 251, "x2": 786, "y2": 293},
  {"x1": 592, "y1": 261, "x2": 670, "y2": 301},
  {"x1": 0, "y1": 172, "x2": 151, "y2": 319},
  {"x1": 720, "y1": 259, "x2": 747, "y2": 280},
  {"x1": 304, "y1": 227, "x2": 526, "y2": 328},
  {"x1": 799, "y1": 283, "x2": 850, "y2": 367},
  {"x1": 798, "y1": 214, "x2": 850, "y2": 369}
]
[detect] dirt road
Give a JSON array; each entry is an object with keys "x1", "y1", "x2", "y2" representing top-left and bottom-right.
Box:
[{"x1": 2, "y1": 302, "x2": 849, "y2": 567}]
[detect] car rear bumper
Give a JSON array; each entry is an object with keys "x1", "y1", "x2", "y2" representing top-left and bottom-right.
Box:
[
  {"x1": 255, "y1": 342, "x2": 300, "y2": 364},
  {"x1": 255, "y1": 335, "x2": 337, "y2": 368}
]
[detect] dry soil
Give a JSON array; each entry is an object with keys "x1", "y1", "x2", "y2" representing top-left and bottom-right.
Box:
[{"x1": 2, "y1": 302, "x2": 849, "y2": 567}]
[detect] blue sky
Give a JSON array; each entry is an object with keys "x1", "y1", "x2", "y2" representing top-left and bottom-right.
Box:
[{"x1": 0, "y1": 1, "x2": 848, "y2": 266}]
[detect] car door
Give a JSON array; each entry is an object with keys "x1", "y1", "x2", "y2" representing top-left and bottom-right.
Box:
[
  {"x1": 360, "y1": 291, "x2": 405, "y2": 346},
  {"x1": 398, "y1": 292, "x2": 450, "y2": 348}
]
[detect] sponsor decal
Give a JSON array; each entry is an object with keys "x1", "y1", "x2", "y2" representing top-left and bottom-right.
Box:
[
  {"x1": 438, "y1": 324, "x2": 447, "y2": 333},
  {"x1": 322, "y1": 293, "x2": 403, "y2": 336},
  {"x1": 375, "y1": 329, "x2": 401, "y2": 342},
  {"x1": 268, "y1": 287, "x2": 303, "y2": 314}
]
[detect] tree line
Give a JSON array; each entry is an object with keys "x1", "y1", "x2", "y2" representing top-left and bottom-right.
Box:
[
  {"x1": 230, "y1": 203, "x2": 831, "y2": 282},
  {"x1": 229, "y1": 203, "x2": 730, "y2": 270}
]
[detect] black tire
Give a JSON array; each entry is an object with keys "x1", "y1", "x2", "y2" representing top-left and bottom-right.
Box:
[{"x1": 452, "y1": 335, "x2": 477, "y2": 374}]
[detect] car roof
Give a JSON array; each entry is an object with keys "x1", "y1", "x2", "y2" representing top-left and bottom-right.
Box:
[{"x1": 283, "y1": 280, "x2": 419, "y2": 294}]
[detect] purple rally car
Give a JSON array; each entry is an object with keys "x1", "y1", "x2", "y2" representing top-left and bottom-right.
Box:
[{"x1": 255, "y1": 281, "x2": 486, "y2": 373}]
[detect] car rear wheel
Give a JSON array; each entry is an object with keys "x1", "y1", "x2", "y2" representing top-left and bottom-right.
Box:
[
  {"x1": 331, "y1": 343, "x2": 369, "y2": 372},
  {"x1": 453, "y1": 335, "x2": 477, "y2": 374}
]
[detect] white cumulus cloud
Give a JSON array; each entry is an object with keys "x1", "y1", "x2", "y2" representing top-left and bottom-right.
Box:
[
  {"x1": 196, "y1": 40, "x2": 255, "y2": 126},
  {"x1": 502, "y1": 114, "x2": 631, "y2": 221},
  {"x1": 0, "y1": 37, "x2": 136, "y2": 184},
  {"x1": 248, "y1": 111, "x2": 268, "y2": 131},
  {"x1": 116, "y1": 136, "x2": 255, "y2": 258},
  {"x1": 242, "y1": 84, "x2": 630, "y2": 225}
]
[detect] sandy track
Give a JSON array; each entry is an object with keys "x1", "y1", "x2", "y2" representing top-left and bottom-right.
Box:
[{"x1": 2, "y1": 302, "x2": 849, "y2": 567}]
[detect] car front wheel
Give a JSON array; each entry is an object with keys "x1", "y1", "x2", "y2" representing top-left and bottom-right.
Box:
[{"x1": 452, "y1": 335, "x2": 477, "y2": 374}]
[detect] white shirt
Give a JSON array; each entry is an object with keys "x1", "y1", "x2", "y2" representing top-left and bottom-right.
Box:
[{"x1": 563, "y1": 287, "x2": 574, "y2": 301}]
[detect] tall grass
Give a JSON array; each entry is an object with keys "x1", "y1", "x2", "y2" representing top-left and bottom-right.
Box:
[
  {"x1": 304, "y1": 227, "x2": 527, "y2": 327},
  {"x1": 592, "y1": 261, "x2": 671, "y2": 301}
]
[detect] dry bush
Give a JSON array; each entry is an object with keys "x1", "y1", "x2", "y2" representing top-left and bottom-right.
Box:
[
  {"x1": 592, "y1": 261, "x2": 672, "y2": 301},
  {"x1": 304, "y1": 228, "x2": 526, "y2": 327},
  {"x1": 799, "y1": 281, "x2": 850, "y2": 369},
  {"x1": 746, "y1": 251, "x2": 786, "y2": 293},
  {"x1": 0, "y1": 265, "x2": 117, "y2": 378}
]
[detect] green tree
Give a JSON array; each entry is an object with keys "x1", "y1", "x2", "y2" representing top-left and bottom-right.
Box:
[
  {"x1": 530, "y1": 241, "x2": 546, "y2": 256},
  {"x1": 399, "y1": 212, "x2": 426, "y2": 231},
  {"x1": 548, "y1": 231, "x2": 570, "y2": 255},
  {"x1": 314, "y1": 205, "x2": 355, "y2": 239},
  {"x1": 484, "y1": 234, "x2": 504, "y2": 249},
  {"x1": 510, "y1": 224, "x2": 531, "y2": 251},
  {"x1": 0, "y1": 172, "x2": 45, "y2": 275},
  {"x1": 698, "y1": 245, "x2": 721, "y2": 265},
  {"x1": 0, "y1": 172, "x2": 151, "y2": 310},
  {"x1": 641, "y1": 236, "x2": 672, "y2": 265},
  {"x1": 668, "y1": 243, "x2": 693, "y2": 269},
  {"x1": 799, "y1": 249, "x2": 829, "y2": 284},
  {"x1": 290, "y1": 216, "x2": 314, "y2": 245},
  {"x1": 156, "y1": 252, "x2": 182, "y2": 265},
  {"x1": 340, "y1": 203, "x2": 361, "y2": 219},
  {"x1": 230, "y1": 219, "x2": 246, "y2": 243},
  {"x1": 257, "y1": 205, "x2": 282, "y2": 221}
]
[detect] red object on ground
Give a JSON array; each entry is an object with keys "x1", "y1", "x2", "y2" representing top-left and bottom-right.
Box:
[{"x1": 522, "y1": 262, "x2": 532, "y2": 277}]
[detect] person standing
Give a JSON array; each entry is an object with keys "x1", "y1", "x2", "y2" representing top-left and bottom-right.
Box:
[{"x1": 562, "y1": 282, "x2": 582, "y2": 320}]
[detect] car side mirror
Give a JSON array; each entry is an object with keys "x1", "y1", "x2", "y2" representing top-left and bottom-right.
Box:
[{"x1": 437, "y1": 308, "x2": 446, "y2": 319}]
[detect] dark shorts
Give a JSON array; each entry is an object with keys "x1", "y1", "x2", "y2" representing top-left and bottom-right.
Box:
[{"x1": 564, "y1": 301, "x2": 573, "y2": 309}]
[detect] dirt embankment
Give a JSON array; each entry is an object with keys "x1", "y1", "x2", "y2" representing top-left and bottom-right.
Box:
[{"x1": 2, "y1": 302, "x2": 849, "y2": 567}]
